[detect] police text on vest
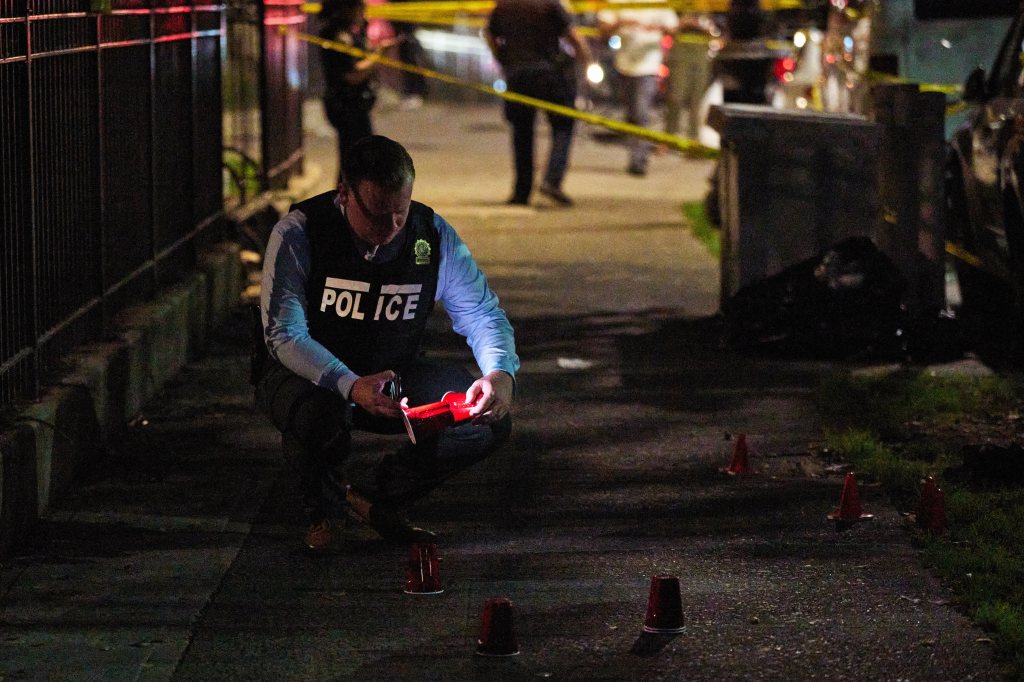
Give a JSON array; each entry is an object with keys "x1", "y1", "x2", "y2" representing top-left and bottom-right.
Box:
[
  {"x1": 375, "y1": 283, "x2": 421, "y2": 321},
  {"x1": 320, "y1": 278, "x2": 369, "y2": 320},
  {"x1": 320, "y1": 278, "x2": 422, "y2": 321}
]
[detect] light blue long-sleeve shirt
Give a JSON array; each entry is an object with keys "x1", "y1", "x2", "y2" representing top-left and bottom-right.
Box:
[{"x1": 261, "y1": 199, "x2": 520, "y2": 399}]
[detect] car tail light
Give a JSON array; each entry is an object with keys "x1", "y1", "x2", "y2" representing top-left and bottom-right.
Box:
[{"x1": 773, "y1": 56, "x2": 796, "y2": 82}]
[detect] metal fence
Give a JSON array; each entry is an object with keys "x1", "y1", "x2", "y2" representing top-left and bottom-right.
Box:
[
  {"x1": 1, "y1": 0, "x2": 306, "y2": 410},
  {"x1": 0, "y1": 0, "x2": 229, "y2": 408},
  {"x1": 223, "y1": 0, "x2": 305, "y2": 199},
  {"x1": 260, "y1": 0, "x2": 305, "y2": 184}
]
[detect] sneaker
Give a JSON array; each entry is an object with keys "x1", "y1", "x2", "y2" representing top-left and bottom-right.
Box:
[
  {"x1": 304, "y1": 519, "x2": 333, "y2": 551},
  {"x1": 627, "y1": 164, "x2": 647, "y2": 177},
  {"x1": 538, "y1": 182, "x2": 573, "y2": 206},
  {"x1": 506, "y1": 195, "x2": 529, "y2": 206}
]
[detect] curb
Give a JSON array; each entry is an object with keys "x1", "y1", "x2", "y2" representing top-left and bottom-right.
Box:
[{"x1": 0, "y1": 242, "x2": 242, "y2": 557}]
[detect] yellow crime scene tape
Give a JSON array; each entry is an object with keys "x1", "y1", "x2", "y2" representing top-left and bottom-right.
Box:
[
  {"x1": 301, "y1": 0, "x2": 816, "y2": 19},
  {"x1": 299, "y1": 6, "x2": 723, "y2": 45},
  {"x1": 381, "y1": 13, "x2": 488, "y2": 29},
  {"x1": 300, "y1": 0, "x2": 810, "y2": 57},
  {"x1": 855, "y1": 68, "x2": 964, "y2": 116},
  {"x1": 293, "y1": 0, "x2": 966, "y2": 152},
  {"x1": 863, "y1": 68, "x2": 961, "y2": 96},
  {"x1": 379, "y1": 0, "x2": 811, "y2": 14},
  {"x1": 363, "y1": 1, "x2": 717, "y2": 16},
  {"x1": 281, "y1": 24, "x2": 718, "y2": 157},
  {"x1": 945, "y1": 241, "x2": 984, "y2": 270},
  {"x1": 286, "y1": 7, "x2": 983, "y2": 270}
]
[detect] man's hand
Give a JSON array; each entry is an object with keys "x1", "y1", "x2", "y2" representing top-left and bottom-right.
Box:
[
  {"x1": 464, "y1": 370, "x2": 514, "y2": 424},
  {"x1": 350, "y1": 370, "x2": 406, "y2": 418}
]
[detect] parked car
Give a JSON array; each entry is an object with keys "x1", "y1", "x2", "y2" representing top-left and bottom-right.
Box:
[{"x1": 946, "y1": 0, "x2": 1024, "y2": 319}]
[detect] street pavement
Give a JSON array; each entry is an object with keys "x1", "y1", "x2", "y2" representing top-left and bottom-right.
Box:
[{"x1": 0, "y1": 98, "x2": 1007, "y2": 681}]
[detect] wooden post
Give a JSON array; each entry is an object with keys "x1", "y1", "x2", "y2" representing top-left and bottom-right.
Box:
[{"x1": 870, "y1": 83, "x2": 947, "y2": 316}]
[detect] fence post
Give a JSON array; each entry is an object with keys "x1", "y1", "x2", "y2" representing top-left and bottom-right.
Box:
[{"x1": 870, "y1": 83, "x2": 948, "y2": 316}]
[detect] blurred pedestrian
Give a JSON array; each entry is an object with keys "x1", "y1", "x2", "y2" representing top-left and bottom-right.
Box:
[
  {"x1": 597, "y1": 3, "x2": 677, "y2": 176},
  {"x1": 486, "y1": 0, "x2": 592, "y2": 206},
  {"x1": 664, "y1": 14, "x2": 714, "y2": 140},
  {"x1": 389, "y1": 0, "x2": 428, "y2": 109},
  {"x1": 319, "y1": 0, "x2": 390, "y2": 184},
  {"x1": 255, "y1": 136, "x2": 518, "y2": 551}
]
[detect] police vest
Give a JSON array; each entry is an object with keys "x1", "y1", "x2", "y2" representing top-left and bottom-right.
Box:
[{"x1": 292, "y1": 191, "x2": 440, "y2": 376}]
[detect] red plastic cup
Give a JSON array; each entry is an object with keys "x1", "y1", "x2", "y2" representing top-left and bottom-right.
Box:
[
  {"x1": 927, "y1": 487, "x2": 946, "y2": 534},
  {"x1": 402, "y1": 393, "x2": 478, "y2": 444},
  {"x1": 917, "y1": 476, "x2": 940, "y2": 530},
  {"x1": 476, "y1": 597, "x2": 520, "y2": 656},
  {"x1": 441, "y1": 392, "x2": 475, "y2": 424},
  {"x1": 404, "y1": 543, "x2": 443, "y2": 595},
  {"x1": 402, "y1": 400, "x2": 454, "y2": 444},
  {"x1": 643, "y1": 575, "x2": 685, "y2": 633}
]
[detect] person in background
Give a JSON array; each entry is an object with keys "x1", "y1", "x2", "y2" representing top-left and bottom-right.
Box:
[
  {"x1": 319, "y1": 0, "x2": 392, "y2": 184},
  {"x1": 664, "y1": 13, "x2": 715, "y2": 141},
  {"x1": 389, "y1": 0, "x2": 429, "y2": 109},
  {"x1": 255, "y1": 136, "x2": 519, "y2": 552},
  {"x1": 597, "y1": 3, "x2": 678, "y2": 176},
  {"x1": 486, "y1": 0, "x2": 592, "y2": 206}
]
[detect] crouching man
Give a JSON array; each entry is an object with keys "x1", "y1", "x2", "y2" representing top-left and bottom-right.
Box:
[{"x1": 255, "y1": 135, "x2": 519, "y2": 550}]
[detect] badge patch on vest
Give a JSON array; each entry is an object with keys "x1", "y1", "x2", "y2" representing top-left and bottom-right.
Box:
[{"x1": 414, "y1": 239, "x2": 431, "y2": 265}]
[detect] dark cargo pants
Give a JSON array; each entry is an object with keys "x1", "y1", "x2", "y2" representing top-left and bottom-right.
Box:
[{"x1": 255, "y1": 357, "x2": 512, "y2": 523}]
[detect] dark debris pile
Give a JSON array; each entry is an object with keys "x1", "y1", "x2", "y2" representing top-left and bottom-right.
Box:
[{"x1": 722, "y1": 236, "x2": 962, "y2": 362}]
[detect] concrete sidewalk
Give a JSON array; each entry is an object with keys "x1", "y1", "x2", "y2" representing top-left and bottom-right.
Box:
[{"x1": 0, "y1": 99, "x2": 1005, "y2": 681}]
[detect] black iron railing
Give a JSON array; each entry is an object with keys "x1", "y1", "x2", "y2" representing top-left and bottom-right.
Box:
[
  {"x1": 259, "y1": 0, "x2": 305, "y2": 185},
  {"x1": 0, "y1": 0, "x2": 228, "y2": 407},
  {"x1": 2, "y1": 0, "x2": 306, "y2": 409}
]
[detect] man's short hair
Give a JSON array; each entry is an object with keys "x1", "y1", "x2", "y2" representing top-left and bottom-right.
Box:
[{"x1": 341, "y1": 135, "x2": 416, "y2": 192}]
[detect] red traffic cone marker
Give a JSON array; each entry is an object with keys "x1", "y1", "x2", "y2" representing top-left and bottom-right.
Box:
[
  {"x1": 720, "y1": 433, "x2": 751, "y2": 475},
  {"x1": 827, "y1": 472, "x2": 873, "y2": 530},
  {"x1": 916, "y1": 476, "x2": 940, "y2": 530}
]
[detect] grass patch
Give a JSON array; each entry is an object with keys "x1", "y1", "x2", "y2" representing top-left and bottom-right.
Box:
[
  {"x1": 682, "y1": 200, "x2": 719, "y2": 259},
  {"x1": 818, "y1": 370, "x2": 1016, "y2": 438},
  {"x1": 819, "y1": 369, "x2": 1024, "y2": 678}
]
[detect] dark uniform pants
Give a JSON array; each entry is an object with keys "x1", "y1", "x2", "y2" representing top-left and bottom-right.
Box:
[
  {"x1": 323, "y1": 98, "x2": 374, "y2": 185},
  {"x1": 255, "y1": 357, "x2": 512, "y2": 523},
  {"x1": 503, "y1": 62, "x2": 577, "y2": 201}
]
